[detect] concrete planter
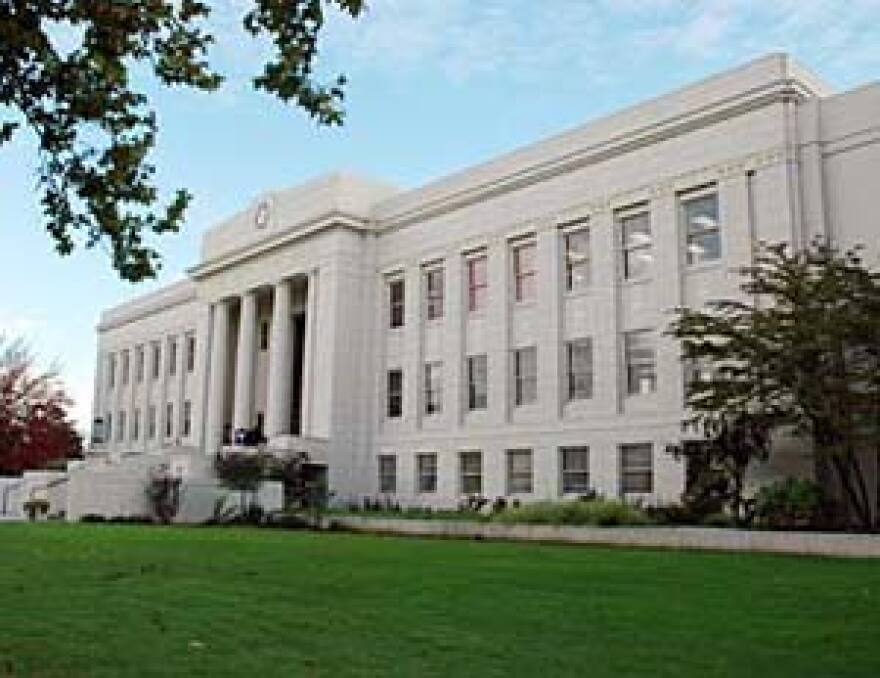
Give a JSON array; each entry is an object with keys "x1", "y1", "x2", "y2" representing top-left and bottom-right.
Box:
[{"x1": 329, "y1": 515, "x2": 880, "y2": 559}]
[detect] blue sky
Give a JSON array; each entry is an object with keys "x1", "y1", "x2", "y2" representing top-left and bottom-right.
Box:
[{"x1": 2, "y1": 0, "x2": 879, "y2": 430}]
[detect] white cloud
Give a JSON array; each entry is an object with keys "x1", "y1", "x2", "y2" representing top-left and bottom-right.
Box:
[{"x1": 316, "y1": 0, "x2": 880, "y2": 88}]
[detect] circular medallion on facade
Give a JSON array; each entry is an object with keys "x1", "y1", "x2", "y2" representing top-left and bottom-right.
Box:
[{"x1": 254, "y1": 200, "x2": 271, "y2": 229}]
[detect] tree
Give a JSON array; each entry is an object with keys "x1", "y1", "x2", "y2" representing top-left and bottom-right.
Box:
[
  {"x1": 214, "y1": 448, "x2": 270, "y2": 519},
  {"x1": 1, "y1": 1, "x2": 364, "y2": 281},
  {"x1": 669, "y1": 413, "x2": 772, "y2": 524},
  {"x1": 668, "y1": 239, "x2": 880, "y2": 530},
  {"x1": 0, "y1": 335, "x2": 82, "y2": 475}
]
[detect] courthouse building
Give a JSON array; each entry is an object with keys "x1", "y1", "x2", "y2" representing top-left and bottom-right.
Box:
[{"x1": 80, "y1": 54, "x2": 879, "y2": 516}]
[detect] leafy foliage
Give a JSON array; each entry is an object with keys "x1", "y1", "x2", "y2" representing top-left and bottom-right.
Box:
[
  {"x1": 145, "y1": 463, "x2": 182, "y2": 523},
  {"x1": 0, "y1": 335, "x2": 81, "y2": 474},
  {"x1": 1, "y1": 0, "x2": 364, "y2": 281},
  {"x1": 668, "y1": 239, "x2": 880, "y2": 529},
  {"x1": 752, "y1": 478, "x2": 824, "y2": 530},
  {"x1": 492, "y1": 499, "x2": 651, "y2": 527}
]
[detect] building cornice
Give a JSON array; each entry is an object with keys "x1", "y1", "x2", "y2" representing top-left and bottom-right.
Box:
[
  {"x1": 188, "y1": 211, "x2": 372, "y2": 281},
  {"x1": 375, "y1": 77, "x2": 814, "y2": 232}
]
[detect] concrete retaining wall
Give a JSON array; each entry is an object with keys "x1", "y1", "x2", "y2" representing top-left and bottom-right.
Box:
[{"x1": 331, "y1": 516, "x2": 880, "y2": 559}]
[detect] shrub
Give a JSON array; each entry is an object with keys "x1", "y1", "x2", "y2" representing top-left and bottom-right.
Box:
[
  {"x1": 145, "y1": 464, "x2": 182, "y2": 524},
  {"x1": 752, "y1": 478, "x2": 823, "y2": 529},
  {"x1": 492, "y1": 499, "x2": 651, "y2": 527}
]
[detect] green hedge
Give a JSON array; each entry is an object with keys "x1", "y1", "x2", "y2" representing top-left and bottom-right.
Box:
[{"x1": 491, "y1": 500, "x2": 651, "y2": 527}]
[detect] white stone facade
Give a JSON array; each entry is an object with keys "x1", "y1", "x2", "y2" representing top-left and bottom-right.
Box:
[{"x1": 86, "y1": 54, "x2": 879, "y2": 513}]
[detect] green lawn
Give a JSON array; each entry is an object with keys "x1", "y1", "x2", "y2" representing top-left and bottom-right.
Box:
[{"x1": 1, "y1": 525, "x2": 879, "y2": 677}]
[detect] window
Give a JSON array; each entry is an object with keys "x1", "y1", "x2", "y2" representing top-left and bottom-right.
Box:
[
  {"x1": 135, "y1": 346, "x2": 145, "y2": 383},
  {"x1": 105, "y1": 412, "x2": 113, "y2": 442},
  {"x1": 424, "y1": 361, "x2": 443, "y2": 415},
  {"x1": 683, "y1": 192, "x2": 721, "y2": 265},
  {"x1": 121, "y1": 350, "x2": 130, "y2": 386},
  {"x1": 388, "y1": 278, "x2": 405, "y2": 329},
  {"x1": 168, "y1": 339, "x2": 177, "y2": 376},
  {"x1": 566, "y1": 338, "x2": 593, "y2": 401},
  {"x1": 132, "y1": 408, "x2": 140, "y2": 441},
  {"x1": 624, "y1": 330, "x2": 656, "y2": 395},
  {"x1": 512, "y1": 242, "x2": 536, "y2": 302},
  {"x1": 186, "y1": 334, "x2": 196, "y2": 371},
  {"x1": 108, "y1": 354, "x2": 116, "y2": 389},
  {"x1": 259, "y1": 321, "x2": 270, "y2": 351},
  {"x1": 620, "y1": 210, "x2": 653, "y2": 280},
  {"x1": 117, "y1": 410, "x2": 125, "y2": 442},
  {"x1": 165, "y1": 402, "x2": 174, "y2": 438},
  {"x1": 560, "y1": 446, "x2": 590, "y2": 494},
  {"x1": 466, "y1": 255, "x2": 488, "y2": 312},
  {"x1": 256, "y1": 411, "x2": 264, "y2": 434},
  {"x1": 564, "y1": 225, "x2": 591, "y2": 290},
  {"x1": 506, "y1": 449, "x2": 533, "y2": 494},
  {"x1": 460, "y1": 451, "x2": 482, "y2": 495},
  {"x1": 424, "y1": 267, "x2": 444, "y2": 320},
  {"x1": 620, "y1": 443, "x2": 653, "y2": 494},
  {"x1": 151, "y1": 342, "x2": 161, "y2": 379},
  {"x1": 148, "y1": 405, "x2": 156, "y2": 439},
  {"x1": 183, "y1": 400, "x2": 192, "y2": 437},
  {"x1": 467, "y1": 355, "x2": 488, "y2": 411},
  {"x1": 416, "y1": 453, "x2": 437, "y2": 493},
  {"x1": 378, "y1": 455, "x2": 397, "y2": 493},
  {"x1": 387, "y1": 369, "x2": 403, "y2": 418},
  {"x1": 513, "y1": 346, "x2": 537, "y2": 406}
]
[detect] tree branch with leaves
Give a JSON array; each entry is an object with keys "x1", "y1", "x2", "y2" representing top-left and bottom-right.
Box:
[{"x1": 1, "y1": 0, "x2": 364, "y2": 281}]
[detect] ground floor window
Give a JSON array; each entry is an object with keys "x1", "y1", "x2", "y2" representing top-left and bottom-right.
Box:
[
  {"x1": 620, "y1": 443, "x2": 653, "y2": 494},
  {"x1": 182, "y1": 401, "x2": 192, "y2": 437},
  {"x1": 560, "y1": 446, "x2": 589, "y2": 494},
  {"x1": 378, "y1": 454, "x2": 397, "y2": 493},
  {"x1": 506, "y1": 448, "x2": 533, "y2": 494},
  {"x1": 459, "y1": 451, "x2": 482, "y2": 495},
  {"x1": 416, "y1": 453, "x2": 437, "y2": 493},
  {"x1": 165, "y1": 402, "x2": 174, "y2": 438}
]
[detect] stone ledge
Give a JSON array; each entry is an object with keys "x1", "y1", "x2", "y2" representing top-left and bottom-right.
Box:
[{"x1": 330, "y1": 516, "x2": 880, "y2": 559}]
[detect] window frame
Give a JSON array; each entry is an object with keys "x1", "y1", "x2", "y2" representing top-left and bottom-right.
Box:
[
  {"x1": 560, "y1": 446, "x2": 590, "y2": 494},
  {"x1": 512, "y1": 241, "x2": 537, "y2": 303},
  {"x1": 424, "y1": 361, "x2": 443, "y2": 416},
  {"x1": 466, "y1": 354, "x2": 488, "y2": 411},
  {"x1": 619, "y1": 208, "x2": 653, "y2": 281},
  {"x1": 466, "y1": 253, "x2": 488, "y2": 313},
  {"x1": 186, "y1": 334, "x2": 196, "y2": 372},
  {"x1": 386, "y1": 369, "x2": 403, "y2": 419},
  {"x1": 506, "y1": 448, "x2": 533, "y2": 495},
  {"x1": 165, "y1": 402, "x2": 174, "y2": 439},
  {"x1": 388, "y1": 278, "x2": 405, "y2": 329},
  {"x1": 135, "y1": 345, "x2": 145, "y2": 383},
  {"x1": 378, "y1": 454, "x2": 397, "y2": 494},
  {"x1": 681, "y1": 189, "x2": 721, "y2": 266},
  {"x1": 624, "y1": 330, "x2": 657, "y2": 396},
  {"x1": 416, "y1": 453, "x2": 437, "y2": 494},
  {"x1": 424, "y1": 266, "x2": 445, "y2": 321},
  {"x1": 182, "y1": 400, "x2": 192, "y2": 437},
  {"x1": 563, "y1": 222, "x2": 591, "y2": 291},
  {"x1": 459, "y1": 451, "x2": 482, "y2": 495},
  {"x1": 566, "y1": 338, "x2": 593, "y2": 401},
  {"x1": 151, "y1": 342, "x2": 161, "y2": 380},
  {"x1": 121, "y1": 350, "x2": 130, "y2": 386},
  {"x1": 132, "y1": 408, "x2": 140, "y2": 441},
  {"x1": 168, "y1": 338, "x2": 177, "y2": 377},
  {"x1": 620, "y1": 443, "x2": 654, "y2": 495},
  {"x1": 513, "y1": 346, "x2": 538, "y2": 407}
]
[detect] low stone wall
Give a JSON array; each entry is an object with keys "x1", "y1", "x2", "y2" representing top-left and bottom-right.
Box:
[{"x1": 330, "y1": 516, "x2": 880, "y2": 559}]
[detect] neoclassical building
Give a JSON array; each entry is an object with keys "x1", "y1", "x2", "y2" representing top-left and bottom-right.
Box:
[{"x1": 82, "y1": 54, "x2": 879, "y2": 516}]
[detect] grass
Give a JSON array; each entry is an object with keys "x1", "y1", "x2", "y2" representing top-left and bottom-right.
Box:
[{"x1": 1, "y1": 524, "x2": 879, "y2": 677}]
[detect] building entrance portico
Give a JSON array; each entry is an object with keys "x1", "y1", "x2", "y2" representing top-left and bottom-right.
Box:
[{"x1": 204, "y1": 272, "x2": 316, "y2": 455}]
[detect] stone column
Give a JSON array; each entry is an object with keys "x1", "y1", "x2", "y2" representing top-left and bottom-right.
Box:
[
  {"x1": 591, "y1": 207, "x2": 621, "y2": 416},
  {"x1": 205, "y1": 300, "x2": 230, "y2": 453},
  {"x1": 487, "y1": 237, "x2": 511, "y2": 424},
  {"x1": 233, "y1": 290, "x2": 257, "y2": 432},
  {"x1": 443, "y1": 251, "x2": 464, "y2": 429},
  {"x1": 300, "y1": 270, "x2": 319, "y2": 437},
  {"x1": 266, "y1": 279, "x2": 293, "y2": 438},
  {"x1": 536, "y1": 224, "x2": 562, "y2": 421}
]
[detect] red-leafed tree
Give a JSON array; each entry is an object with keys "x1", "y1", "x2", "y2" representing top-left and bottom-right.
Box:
[{"x1": 0, "y1": 336, "x2": 82, "y2": 475}]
